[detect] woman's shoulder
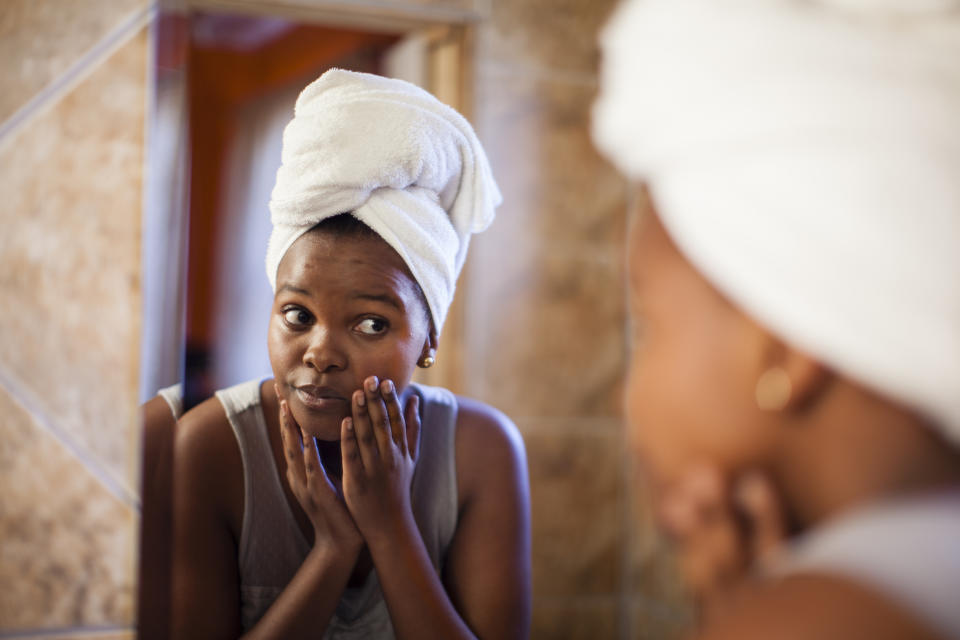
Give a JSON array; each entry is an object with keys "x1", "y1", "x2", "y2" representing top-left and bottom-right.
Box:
[
  {"x1": 174, "y1": 393, "x2": 244, "y2": 528},
  {"x1": 699, "y1": 573, "x2": 944, "y2": 640},
  {"x1": 176, "y1": 394, "x2": 234, "y2": 455},
  {"x1": 449, "y1": 394, "x2": 527, "y2": 501},
  {"x1": 454, "y1": 395, "x2": 523, "y2": 453},
  {"x1": 409, "y1": 383, "x2": 524, "y2": 457}
]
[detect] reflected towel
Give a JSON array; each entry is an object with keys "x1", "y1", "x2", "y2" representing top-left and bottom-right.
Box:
[{"x1": 267, "y1": 69, "x2": 501, "y2": 333}]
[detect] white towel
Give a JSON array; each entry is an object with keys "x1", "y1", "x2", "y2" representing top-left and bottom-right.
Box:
[
  {"x1": 592, "y1": 0, "x2": 960, "y2": 443},
  {"x1": 266, "y1": 69, "x2": 502, "y2": 333}
]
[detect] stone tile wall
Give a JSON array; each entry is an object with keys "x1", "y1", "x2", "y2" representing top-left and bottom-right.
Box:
[
  {"x1": 465, "y1": 1, "x2": 693, "y2": 637},
  {"x1": 0, "y1": 1, "x2": 149, "y2": 637}
]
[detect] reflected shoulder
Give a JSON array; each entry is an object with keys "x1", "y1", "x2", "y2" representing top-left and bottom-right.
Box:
[
  {"x1": 453, "y1": 396, "x2": 528, "y2": 505},
  {"x1": 174, "y1": 395, "x2": 243, "y2": 526},
  {"x1": 454, "y1": 396, "x2": 526, "y2": 462}
]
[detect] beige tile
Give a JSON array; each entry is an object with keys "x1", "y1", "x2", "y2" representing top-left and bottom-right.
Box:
[
  {"x1": 530, "y1": 597, "x2": 620, "y2": 640},
  {"x1": 474, "y1": 69, "x2": 629, "y2": 254},
  {"x1": 525, "y1": 427, "x2": 626, "y2": 597},
  {"x1": 629, "y1": 597, "x2": 695, "y2": 640},
  {"x1": 0, "y1": 388, "x2": 137, "y2": 630},
  {"x1": 622, "y1": 458, "x2": 690, "y2": 606},
  {"x1": 0, "y1": 0, "x2": 147, "y2": 124},
  {"x1": 465, "y1": 71, "x2": 629, "y2": 419},
  {"x1": 0, "y1": 29, "x2": 147, "y2": 495},
  {"x1": 478, "y1": 0, "x2": 623, "y2": 76}
]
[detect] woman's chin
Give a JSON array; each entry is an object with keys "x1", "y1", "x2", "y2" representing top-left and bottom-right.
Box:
[
  {"x1": 287, "y1": 409, "x2": 345, "y2": 441},
  {"x1": 300, "y1": 421, "x2": 343, "y2": 442}
]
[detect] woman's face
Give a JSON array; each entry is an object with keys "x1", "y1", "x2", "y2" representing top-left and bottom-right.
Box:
[
  {"x1": 269, "y1": 229, "x2": 432, "y2": 440},
  {"x1": 626, "y1": 204, "x2": 779, "y2": 497}
]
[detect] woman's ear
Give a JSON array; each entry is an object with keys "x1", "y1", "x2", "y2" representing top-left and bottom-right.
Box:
[
  {"x1": 417, "y1": 328, "x2": 439, "y2": 369},
  {"x1": 754, "y1": 332, "x2": 832, "y2": 415}
]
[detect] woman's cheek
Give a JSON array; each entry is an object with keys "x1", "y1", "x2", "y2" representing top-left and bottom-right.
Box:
[{"x1": 267, "y1": 321, "x2": 296, "y2": 383}]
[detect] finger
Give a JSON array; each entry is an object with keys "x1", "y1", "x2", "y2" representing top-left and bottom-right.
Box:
[
  {"x1": 688, "y1": 468, "x2": 746, "y2": 582},
  {"x1": 380, "y1": 379, "x2": 405, "y2": 452},
  {"x1": 279, "y1": 400, "x2": 306, "y2": 488},
  {"x1": 734, "y1": 472, "x2": 786, "y2": 566},
  {"x1": 667, "y1": 468, "x2": 742, "y2": 595},
  {"x1": 340, "y1": 416, "x2": 363, "y2": 486},
  {"x1": 363, "y1": 376, "x2": 395, "y2": 458},
  {"x1": 301, "y1": 430, "x2": 333, "y2": 497},
  {"x1": 404, "y1": 394, "x2": 421, "y2": 462},
  {"x1": 659, "y1": 491, "x2": 697, "y2": 539},
  {"x1": 351, "y1": 387, "x2": 379, "y2": 468},
  {"x1": 687, "y1": 466, "x2": 728, "y2": 523}
]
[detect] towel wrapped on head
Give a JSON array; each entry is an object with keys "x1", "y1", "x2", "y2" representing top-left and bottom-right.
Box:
[
  {"x1": 267, "y1": 68, "x2": 502, "y2": 333},
  {"x1": 592, "y1": 0, "x2": 960, "y2": 443}
]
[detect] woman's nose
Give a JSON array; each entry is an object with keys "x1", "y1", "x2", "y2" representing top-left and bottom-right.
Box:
[{"x1": 302, "y1": 327, "x2": 347, "y2": 372}]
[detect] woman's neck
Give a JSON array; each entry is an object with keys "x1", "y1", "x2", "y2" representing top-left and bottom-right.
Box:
[
  {"x1": 775, "y1": 384, "x2": 960, "y2": 531},
  {"x1": 316, "y1": 439, "x2": 344, "y2": 479}
]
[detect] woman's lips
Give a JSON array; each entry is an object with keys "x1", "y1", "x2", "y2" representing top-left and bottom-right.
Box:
[{"x1": 294, "y1": 385, "x2": 347, "y2": 412}]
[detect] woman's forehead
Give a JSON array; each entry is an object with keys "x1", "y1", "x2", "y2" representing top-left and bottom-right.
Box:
[{"x1": 278, "y1": 229, "x2": 419, "y2": 295}]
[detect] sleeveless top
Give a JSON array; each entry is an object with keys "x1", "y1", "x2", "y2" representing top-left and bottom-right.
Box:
[
  {"x1": 157, "y1": 383, "x2": 183, "y2": 419},
  {"x1": 769, "y1": 490, "x2": 960, "y2": 639},
  {"x1": 214, "y1": 379, "x2": 459, "y2": 638}
]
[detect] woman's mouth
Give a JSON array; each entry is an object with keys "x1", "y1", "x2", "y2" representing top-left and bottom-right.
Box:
[{"x1": 294, "y1": 385, "x2": 347, "y2": 412}]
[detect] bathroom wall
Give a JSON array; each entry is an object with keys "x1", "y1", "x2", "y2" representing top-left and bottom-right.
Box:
[
  {"x1": 463, "y1": 1, "x2": 693, "y2": 638},
  {"x1": 0, "y1": 1, "x2": 149, "y2": 637},
  {"x1": 0, "y1": 1, "x2": 689, "y2": 638}
]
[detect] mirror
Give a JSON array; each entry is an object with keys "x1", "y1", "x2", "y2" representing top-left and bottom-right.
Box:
[{"x1": 138, "y1": 5, "x2": 474, "y2": 637}]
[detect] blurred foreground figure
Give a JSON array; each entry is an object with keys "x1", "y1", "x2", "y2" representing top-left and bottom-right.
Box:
[{"x1": 593, "y1": 1, "x2": 960, "y2": 638}]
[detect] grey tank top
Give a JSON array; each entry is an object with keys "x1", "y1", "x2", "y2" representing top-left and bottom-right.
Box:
[
  {"x1": 215, "y1": 379, "x2": 459, "y2": 638},
  {"x1": 770, "y1": 490, "x2": 960, "y2": 639}
]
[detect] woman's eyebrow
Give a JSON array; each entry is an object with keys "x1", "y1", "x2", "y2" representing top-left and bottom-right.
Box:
[
  {"x1": 352, "y1": 292, "x2": 404, "y2": 310},
  {"x1": 277, "y1": 283, "x2": 310, "y2": 296}
]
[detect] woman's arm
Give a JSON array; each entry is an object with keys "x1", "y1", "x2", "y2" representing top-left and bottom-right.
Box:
[
  {"x1": 170, "y1": 398, "x2": 245, "y2": 639},
  {"x1": 170, "y1": 395, "x2": 363, "y2": 640},
  {"x1": 340, "y1": 378, "x2": 531, "y2": 640},
  {"x1": 436, "y1": 396, "x2": 532, "y2": 639}
]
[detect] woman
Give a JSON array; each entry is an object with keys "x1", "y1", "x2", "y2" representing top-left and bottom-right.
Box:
[
  {"x1": 593, "y1": 1, "x2": 960, "y2": 638},
  {"x1": 170, "y1": 69, "x2": 531, "y2": 639}
]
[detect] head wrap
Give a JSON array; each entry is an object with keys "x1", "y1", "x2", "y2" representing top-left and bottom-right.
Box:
[
  {"x1": 592, "y1": 0, "x2": 960, "y2": 442},
  {"x1": 267, "y1": 69, "x2": 502, "y2": 333}
]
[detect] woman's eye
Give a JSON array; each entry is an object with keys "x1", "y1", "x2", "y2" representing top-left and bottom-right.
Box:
[
  {"x1": 355, "y1": 318, "x2": 388, "y2": 335},
  {"x1": 283, "y1": 308, "x2": 311, "y2": 326}
]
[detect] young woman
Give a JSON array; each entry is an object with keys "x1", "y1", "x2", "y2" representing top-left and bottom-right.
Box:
[
  {"x1": 169, "y1": 70, "x2": 531, "y2": 639},
  {"x1": 593, "y1": 1, "x2": 960, "y2": 638}
]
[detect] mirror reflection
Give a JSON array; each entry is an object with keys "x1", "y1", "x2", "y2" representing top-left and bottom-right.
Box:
[{"x1": 139, "y1": 7, "x2": 533, "y2": 640}]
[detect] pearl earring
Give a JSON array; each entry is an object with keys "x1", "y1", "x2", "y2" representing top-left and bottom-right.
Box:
[
  {"x1": 419, "y1": 355, "x2": 435, "y2": 369},
  {"x1": 755, "y1": 367, "x2": 792, "y2": 411}
]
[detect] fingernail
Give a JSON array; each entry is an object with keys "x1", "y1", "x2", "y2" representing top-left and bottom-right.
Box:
[
  {"x1": 356, "y1": 390, "x2": 365, "y2": 406},
  {"x1": 366, "y1": 376, "x2": 379, "y2": 392},
  {"x1": 344, "y1": 417, "x2": 353, "y2": 432},
  {"x1": 381, "y1": 379, "x2": 394, "y2": 394}
]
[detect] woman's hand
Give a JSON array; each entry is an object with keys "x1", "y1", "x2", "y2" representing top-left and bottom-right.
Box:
[
  {"x1": 340, "y1": 376, "x2": 421, "y2": 545},
  {"x1": 657, "y1": 466, "x2": 786, "y2": 623},
  {"x1": 276, "y1": 385, "x2": 362, "y2": 554}
]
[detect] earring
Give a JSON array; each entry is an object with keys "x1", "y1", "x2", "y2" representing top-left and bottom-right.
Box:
[
  {"x1": 755, "y1": 366, "x2": 792, "y2": 411},
  {"x1": 418, "y1": 355, "x2": 435, "y2": 369}
]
